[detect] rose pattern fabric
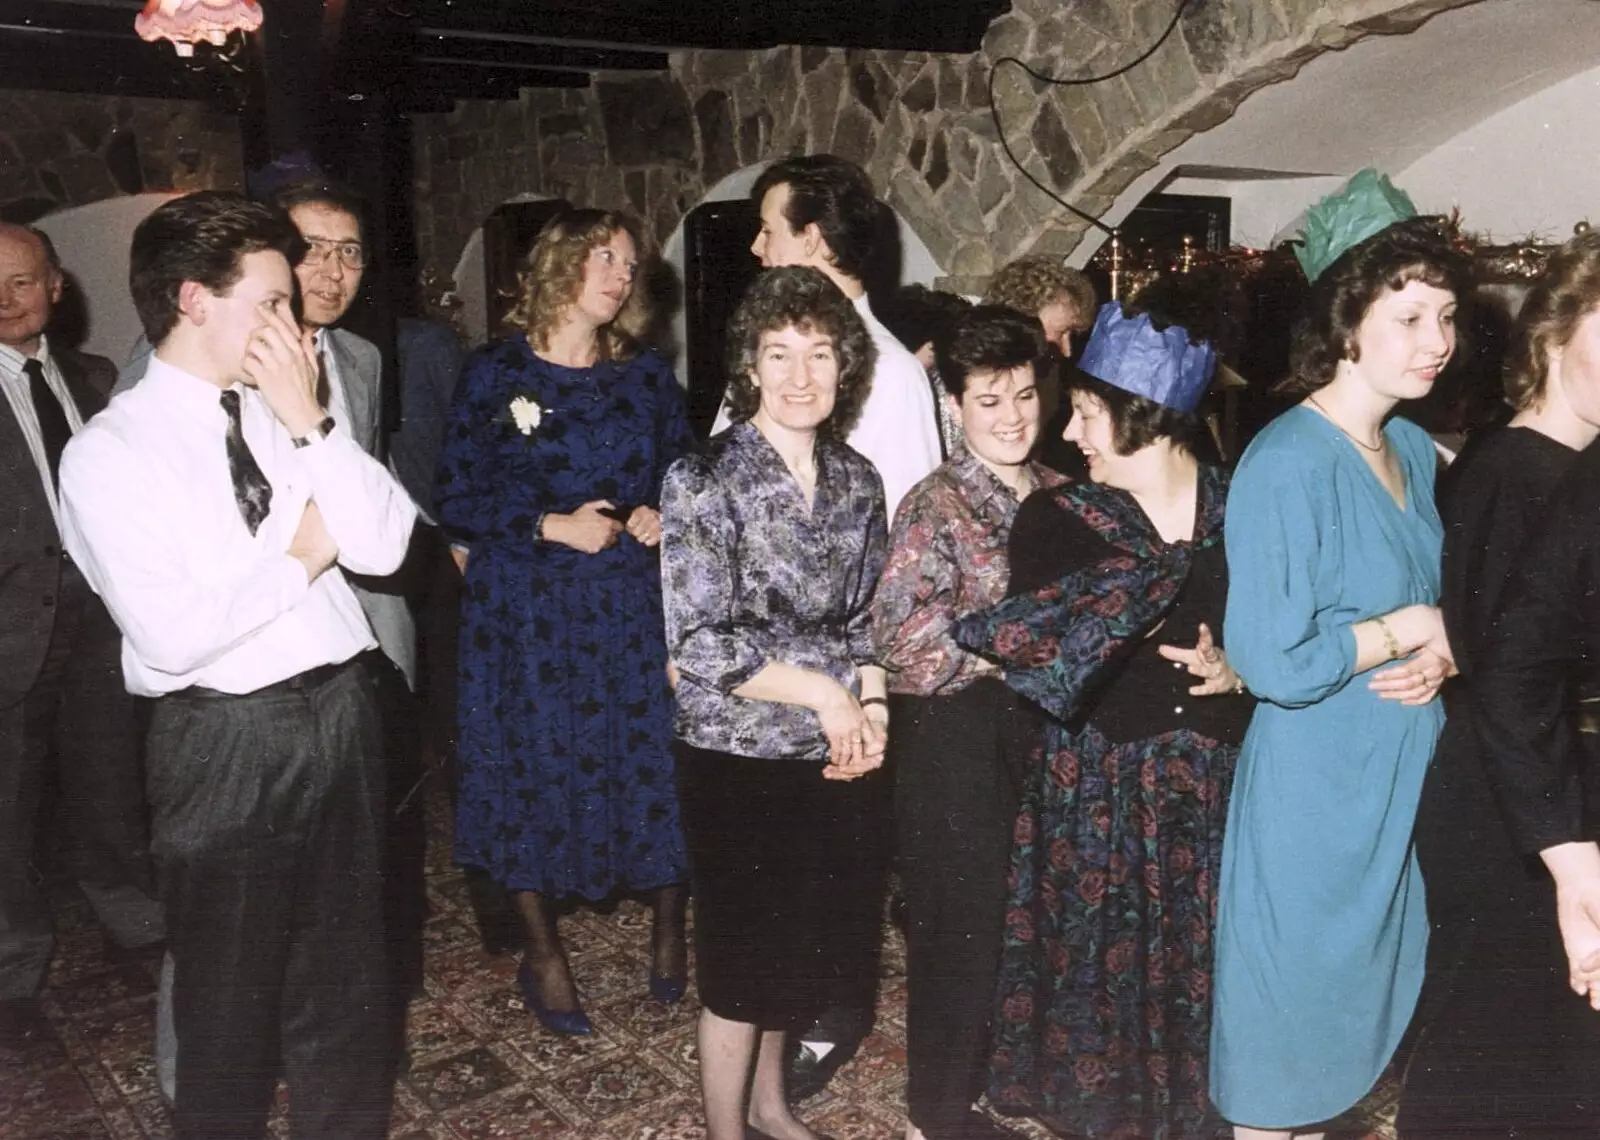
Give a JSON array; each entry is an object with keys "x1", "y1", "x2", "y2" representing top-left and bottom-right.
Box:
[
  {"x1": 436, "y1": 335, "x2": 693, "y2": 897},
  {"x1": 961, "y1": 467, "x2": 1240, "y2": 1139}
]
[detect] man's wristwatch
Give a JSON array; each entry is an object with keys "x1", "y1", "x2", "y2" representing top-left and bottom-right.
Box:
[{"x1": 291, "y1": 416, "x2": 337, "y2": 449}]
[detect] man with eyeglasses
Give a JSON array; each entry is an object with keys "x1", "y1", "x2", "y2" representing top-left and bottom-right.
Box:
[{"x1": 264, "y1": 181, "x2": 417, "y2": 693}]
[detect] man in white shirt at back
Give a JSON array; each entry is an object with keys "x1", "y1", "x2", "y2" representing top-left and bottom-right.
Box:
[
  {"x1": 713, "y1": 154, "x2": 941, "y2": 524},
  {"x1": 59, "y1": 191, "x2": 415, "y2": 1140}
]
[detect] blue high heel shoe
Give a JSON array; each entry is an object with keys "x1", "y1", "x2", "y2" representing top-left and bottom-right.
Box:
[
  {"x1": 517, "y1": 960, "x2": 592, "y2": 1036},
  {"x1": 648, "y1": 973, "x2": 687, "y2": 1004}
]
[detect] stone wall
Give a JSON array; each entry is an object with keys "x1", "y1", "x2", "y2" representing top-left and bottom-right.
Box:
[
  {"x1": 0, "y1": 90, "x2": 242, "y2": 224},
  {"x1": 412, "y1": 0, "x2": 1485, "y2": 293}
]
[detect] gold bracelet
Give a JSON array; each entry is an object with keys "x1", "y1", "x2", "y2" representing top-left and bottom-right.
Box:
[{"x1": 1374, "y1": 615, "x2": 1401, "y2": 660}]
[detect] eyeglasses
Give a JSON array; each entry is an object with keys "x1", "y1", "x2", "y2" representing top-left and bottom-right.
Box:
[{"x1": 302, "y1": 237, "x2": 367, "y2": 269}]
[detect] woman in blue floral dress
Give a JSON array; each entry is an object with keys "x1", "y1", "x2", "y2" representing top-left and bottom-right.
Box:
[
  {"x1": 436, "y1": 209, "x2": 694, "y2": 1035},
  {"x1": 956, "y1": 298, "x2": 1251, "y2": 1139}
]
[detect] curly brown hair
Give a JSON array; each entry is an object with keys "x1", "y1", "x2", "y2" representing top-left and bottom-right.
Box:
[
  {"x1": 984, "y1": 256, "x2": 1097, "y2": 324},
  {"x1": 1503, "y1": 230, "x2": 1600, "y2": 413},
  {"x1": 723, "y1": 267, "x2": 874, "y2": 436},
  {"x1": 1284, "y1": 217, "x2": 1471, "y2": 393},
  {"x1": 503, "y1": 207, "x2": 651, "y2": 362}
]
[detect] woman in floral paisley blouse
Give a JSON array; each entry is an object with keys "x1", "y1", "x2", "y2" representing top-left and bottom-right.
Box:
[
  {"x1": 955, "y1": 297, "x2": 1252, "y2": 1140},
  {"x1": 869, "y1": 305, "x2": 1064, "y2": 1140},
  {"x1": 661, "y1": 266, "x2": 888, "y2": 1140},
  {"x1": 436, "y1": 208, "x2": 694, "y2": 1037}
]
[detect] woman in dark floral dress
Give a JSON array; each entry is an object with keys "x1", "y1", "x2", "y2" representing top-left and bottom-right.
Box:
[
  {"x1": 436, "y1": 208, "x2": 694, "y2": 1036},
  {"x1": 955, "y1": 299, "x2": 1251, "y2": 1139}
]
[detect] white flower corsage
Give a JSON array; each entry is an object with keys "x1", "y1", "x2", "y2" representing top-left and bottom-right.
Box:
[{"x1": 508, "y1": 395, "x2": 543, "y2": 435}]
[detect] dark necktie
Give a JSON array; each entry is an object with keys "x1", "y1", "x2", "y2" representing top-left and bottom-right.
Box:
[
  {"x1": 219, "y1": 390, "x2": 272, "y2": 536},
  {"x1": 316, "y1": 347, "x2": 331, "y2": 411},
  {"x1": 24, "y1": 359, "x2": 72, "y2": 492}
]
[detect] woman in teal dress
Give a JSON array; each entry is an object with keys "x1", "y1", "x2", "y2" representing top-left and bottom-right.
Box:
[{"x1": 1209, "y1": 172, "x2": 1471, "y2": 1138}]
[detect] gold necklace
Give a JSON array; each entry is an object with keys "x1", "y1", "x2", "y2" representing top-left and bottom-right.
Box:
[{"x1": 1307, "y1": 394, "x2": 1384, "y2": 452}]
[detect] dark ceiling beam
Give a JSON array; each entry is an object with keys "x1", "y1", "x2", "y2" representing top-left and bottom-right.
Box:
[
  {"x1": 0, "y1": 25, "x2": 235, "y2": 101},
  {"x1": 411, "y1": 1, "x2": 751, "y2": 50},
  {"x1": 411, "y1": 61, "x2": 590, "y2": 97},
  {"x1": 0, "y1": 0, "x2": 139, "y2": 37},
  {"x1": 416, "y1": 28, "x2": 667, "y2": 72},
  {"x1": 410, "y1": 0, "x2": 1006, "y2": 52}
]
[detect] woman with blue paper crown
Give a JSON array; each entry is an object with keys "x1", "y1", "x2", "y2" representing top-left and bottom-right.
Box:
[
  {"x1": 954, "y1": 284, "x2": 1252, "y2": 1139},
  {"x1": 1208, "y1": 169, "x2": 1470, "y2": 1138}
]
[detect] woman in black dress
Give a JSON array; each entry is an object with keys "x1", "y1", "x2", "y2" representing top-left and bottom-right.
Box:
[{"x1": 1400, "y1": 230, "x2": 1600, "y2": 1137}]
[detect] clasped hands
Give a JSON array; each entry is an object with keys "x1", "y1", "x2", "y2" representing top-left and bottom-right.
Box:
[
  {"x1": 818, "y1": 685, "x2": 886, "y2": 782},
  {"x1": 544, "y1": 500, "x2": 661, "y2": 553}
]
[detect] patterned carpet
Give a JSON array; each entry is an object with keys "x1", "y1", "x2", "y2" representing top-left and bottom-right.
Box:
[{"x1": 0, "y1": 792, "x2": 1394, "y2": 1139}]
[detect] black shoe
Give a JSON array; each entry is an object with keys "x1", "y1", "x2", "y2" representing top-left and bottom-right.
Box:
[
  {"x1": 919, "y1": 1109, "x2": 1028, "y2": 1140},
  {"x1": 103, "y1": 934, "x2": 167, "y2": 969},
  {"x1": 784, "y1": 1036, "x2": 860, "y2": 1103},
  {"x1": 0, "y1": 996, "x2": 51, "y2": 1051},
  {"x1": 747, "y1": 1125, "x2": 837, "y2": 1140}
]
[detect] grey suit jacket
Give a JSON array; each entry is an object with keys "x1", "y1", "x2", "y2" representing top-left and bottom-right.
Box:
[
  {"x1": 1, "y1": 349, "x2": 116, "y2": 707},
  {"x1": 116, "y1": 331, "x2": 418, "y2": 687}
]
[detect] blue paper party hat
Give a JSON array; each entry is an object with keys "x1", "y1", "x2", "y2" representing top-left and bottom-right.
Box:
[{"x1": 1076, "y1": 302, "x2": 1216, "y2": 413}]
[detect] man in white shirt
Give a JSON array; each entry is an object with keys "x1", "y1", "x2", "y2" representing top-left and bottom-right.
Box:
[
  {"x1": 713, "y1": 154, "x2": 942, "y2": 523},
  {"x1": 59, "y1": 191, "x2": 416, "y2": 1139},
  {"x1": 713, "y1": 154, "x2": 935, "y2": 1097}
]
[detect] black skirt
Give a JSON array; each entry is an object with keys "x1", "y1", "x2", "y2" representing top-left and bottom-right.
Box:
[{"x1": 673, "y1": 741, "x2": 885, "y2": 1031}]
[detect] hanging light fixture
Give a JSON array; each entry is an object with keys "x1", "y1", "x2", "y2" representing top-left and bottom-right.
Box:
[{"x1": 135, "y1": 0, "x2": 264, "y2": 57}]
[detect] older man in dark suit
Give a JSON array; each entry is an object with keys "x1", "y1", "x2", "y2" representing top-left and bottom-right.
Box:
[{"x1": 0, "y1": 223, "x2": 163, "y2": 1048}]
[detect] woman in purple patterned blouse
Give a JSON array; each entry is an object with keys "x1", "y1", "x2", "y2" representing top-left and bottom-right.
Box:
[
  {"x1": 660, "y1": 266, "x2": 890, "y2": 1140},
  {"x1": 869, "y1": 306, "x2": 1066, "y2": 1140}
]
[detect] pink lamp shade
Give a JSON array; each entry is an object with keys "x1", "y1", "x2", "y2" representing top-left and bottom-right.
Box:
[{"x1": 135, "y1": 0, "x2": 264, "y2": 57}]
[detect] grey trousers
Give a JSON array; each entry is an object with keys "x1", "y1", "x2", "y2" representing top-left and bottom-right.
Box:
[
  {"x1": 148, "y1": 658, "x2": 395, "y2": 1140},
  {"x1": 0, "y1": 560, "x2": 163, "y2": 1000}
]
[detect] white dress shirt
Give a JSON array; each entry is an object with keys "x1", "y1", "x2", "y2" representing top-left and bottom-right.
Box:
[
  {"x1": 58, "y1": 355, "x2": 417, "y2": 697},
  {"x1": 847, "y1": 293, "x2": 942, "y2": 522},
  {"x1": 711, "y1": 293, "x2": 941, "y2": 523},
  {"x1": 0, "y1": 336, "x2": 87, "y2": 527}
]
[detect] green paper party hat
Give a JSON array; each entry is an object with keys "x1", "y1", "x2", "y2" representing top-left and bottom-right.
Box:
[{"x1": 1294, "y1": 168, "x2": 1418, "y2": 282}]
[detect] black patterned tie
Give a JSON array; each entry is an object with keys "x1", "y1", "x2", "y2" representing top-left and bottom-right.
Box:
[
  {"x1": 219, "y1": 390, "x2": 272, "y2": 535},
  {"x1": 315, "y1": 347, "x2": 331, "y2": 411},
  {"x1": 24, "y1": 359, "x2": 72, "y2": 491}
]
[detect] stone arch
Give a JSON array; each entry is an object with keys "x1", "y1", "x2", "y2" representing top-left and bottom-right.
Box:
[
  {"x1": 982, "y1": 0, "x2": 1489, "y2": 268},
  {"x1": 448, "y1": 192, "x2": 559, "y2": 346},
  {"x1": 34, "y1": 192, "x2": 179, "y2": 362}
]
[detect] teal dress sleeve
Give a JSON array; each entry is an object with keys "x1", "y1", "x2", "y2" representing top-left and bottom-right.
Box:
[{"x1": 1223, "y1": 439, "x2": 1358, "y2": 708}]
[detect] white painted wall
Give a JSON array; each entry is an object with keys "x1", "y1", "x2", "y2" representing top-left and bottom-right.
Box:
[
  {"x1": 34, "y1": 192, "x2": 178, "y2": 365},
  {"x1": 1155, "y1": 59, "x2": 1600, "y2": 252},
  {"x1": 449, "y1": 191, "x2": 554, "y2": 349},
  {"x1": 1396, "y1": 63, "x2": 1600, "y2": 244}
]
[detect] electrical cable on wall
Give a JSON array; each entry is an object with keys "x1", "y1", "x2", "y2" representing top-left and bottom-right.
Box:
[{"x1": 987, "y1": 0, "x2": 1195, "y2": 236}]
